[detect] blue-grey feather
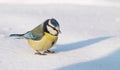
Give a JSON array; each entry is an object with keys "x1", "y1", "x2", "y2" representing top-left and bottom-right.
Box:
[
  {"x1": 24, "y1": 31, "x2": 43, "y2": 40},
  {"x1": 51, "y1": 19, "x2": 59, "y2": 27}
]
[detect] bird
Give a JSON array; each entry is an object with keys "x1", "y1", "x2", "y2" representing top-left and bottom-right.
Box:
[{"x1": 10, "y1": 18, "x2": 61, "y2": 55}]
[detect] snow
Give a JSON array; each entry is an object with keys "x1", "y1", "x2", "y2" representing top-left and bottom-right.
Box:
[
  {"x1": 0, "y1": 0, "x2": 120, "y2": 7},
  {"x1": 0, "y1": 1, "x2": 120, "y2": 70}
]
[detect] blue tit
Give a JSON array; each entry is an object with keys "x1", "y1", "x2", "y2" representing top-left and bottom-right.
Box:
[{"x1": 10, "y1": 18, "x2": 61, "y2": 55}]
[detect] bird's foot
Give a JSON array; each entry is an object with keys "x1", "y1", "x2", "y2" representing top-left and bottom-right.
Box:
[
  {"x1": 35, "y1": 51, "x2": 46, "y2": 55},
  {"x1": 44, "y1": 50, "x2": 55, "y2": 54}
]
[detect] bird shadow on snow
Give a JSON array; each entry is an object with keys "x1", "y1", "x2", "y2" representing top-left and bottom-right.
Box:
[
  {"x1": 54, "y1": 36, "x2": 112, "y2": 53},
  {"x1": 56, "y1": 49, "x2": 120, "y2": 70}
]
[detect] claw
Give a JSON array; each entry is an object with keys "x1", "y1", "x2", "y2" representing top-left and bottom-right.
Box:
[
  {"x1": 45, "y1": 50, "x2": 55, "y2": 54},
  {"x1": 35, "y1": 50, "x2": 46, "y2": 55}
]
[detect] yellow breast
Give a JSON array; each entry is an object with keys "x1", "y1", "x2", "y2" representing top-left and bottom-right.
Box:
[{"x1": 27, "y1": 32, "x2": 58, "y2": 51}]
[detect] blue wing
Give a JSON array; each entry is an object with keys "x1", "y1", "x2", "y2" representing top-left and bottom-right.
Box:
[{"x1": 24, "y1": 31, "x2": 44, "y2": 40}]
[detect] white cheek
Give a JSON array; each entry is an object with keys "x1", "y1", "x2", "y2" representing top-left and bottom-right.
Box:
[{"x1": 47, "y1": 26, "x2": 57, "y2": 35}]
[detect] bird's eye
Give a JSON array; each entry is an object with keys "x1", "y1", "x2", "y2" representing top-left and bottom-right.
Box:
[{"x1": 48, "y1": 24, "x2": 57, "y2": 31}]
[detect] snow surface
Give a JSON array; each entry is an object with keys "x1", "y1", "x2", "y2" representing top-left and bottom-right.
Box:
[{"x1": 0, "y1": 3, "x2": 120, "y2": 70}]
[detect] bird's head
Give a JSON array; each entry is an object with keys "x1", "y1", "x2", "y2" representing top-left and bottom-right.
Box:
[{"x1": 43, "y1": 18, "x2": 61, "y2": 36}]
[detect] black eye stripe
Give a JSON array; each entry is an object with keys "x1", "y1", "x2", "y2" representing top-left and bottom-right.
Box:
[
  {"x1": 48, "y1": 24, "x2": 57, "y2": 31},
  {"x1": 47, "y1": 24, "x2": 59, "y2": 36}
]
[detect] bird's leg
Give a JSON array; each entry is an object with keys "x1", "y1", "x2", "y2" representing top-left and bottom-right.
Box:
[
  {"x1": 35, "y1": 50, "x2": 46, "y2": 55},
  {"x1": 45, "y1": 50, "x2": 55, "y2": 54}
]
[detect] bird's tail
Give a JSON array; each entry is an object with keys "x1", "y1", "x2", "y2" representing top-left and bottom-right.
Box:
[{"x1": 9, "y1": 34, "x2": 24, "y2": 39}]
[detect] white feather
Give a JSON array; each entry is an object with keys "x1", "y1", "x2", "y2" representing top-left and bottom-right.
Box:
[
  {"x1": 48, "y1": 20, "x2": 55, "y2": 27},
  {"x1": 47, "y1": 25, "x2": 57, "y2": 35}
]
